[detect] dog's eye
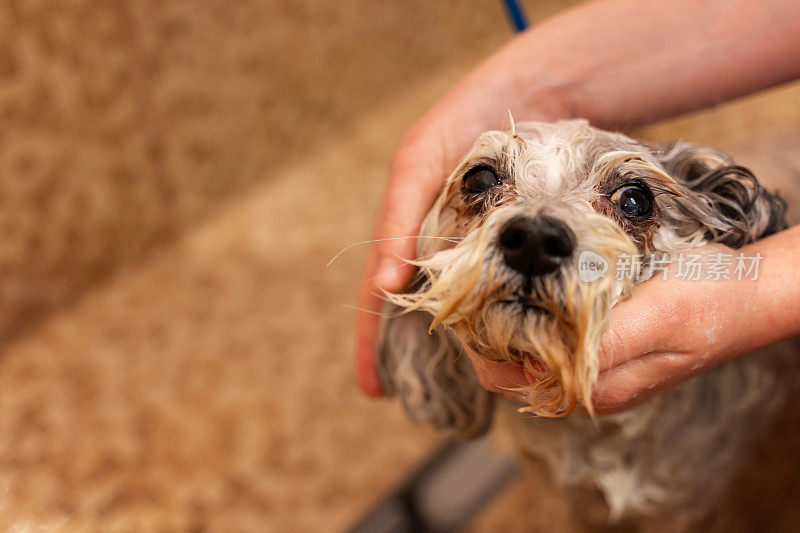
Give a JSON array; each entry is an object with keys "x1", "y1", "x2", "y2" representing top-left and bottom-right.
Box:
[
  {"x1": 611, "y1": 184, "x2": 653, "y2": 218},
  {"x1": 462, "y1": 166, "x2": 500, "y2": 194}
]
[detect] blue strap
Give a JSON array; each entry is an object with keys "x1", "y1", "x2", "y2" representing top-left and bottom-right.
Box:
[{"x1": 501, "y1": 0, "x2": 529, "y2": 32}]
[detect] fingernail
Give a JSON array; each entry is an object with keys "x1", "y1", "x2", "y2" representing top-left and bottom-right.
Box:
[
  {"x1": 375, "y1": 257, "x2": 401, "y2": 289},
  {"x1": 523, "y1": 368, "x2": 536, "y2": 385}
]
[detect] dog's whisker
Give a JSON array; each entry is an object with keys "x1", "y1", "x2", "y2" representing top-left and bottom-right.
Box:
[
  {"x1": 325, "y1": 236, "x2": 463, "y2": 267},
  {"x1": 338, "y1": 304, "x2": 393, "y2": 318},
  {"x1": 339, "y1": 303, "x2": 413, "y2": 320}
]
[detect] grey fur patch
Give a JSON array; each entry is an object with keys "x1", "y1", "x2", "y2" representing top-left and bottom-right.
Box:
[
  {"x1": 655, "y1": 143, "x2": 788, "y2": 246},
  {"x1": 376, "y1": 305, "x2": 494, "y2": 439}
]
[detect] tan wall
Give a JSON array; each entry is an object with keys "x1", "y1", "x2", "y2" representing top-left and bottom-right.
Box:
[{"x1": 0, "y1": 0, "x2": 525, "y2": 342}]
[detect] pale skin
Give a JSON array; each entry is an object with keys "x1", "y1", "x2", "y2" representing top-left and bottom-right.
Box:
[{"x1": 357, "y1": 0, "x2": 800, "y2": 411}]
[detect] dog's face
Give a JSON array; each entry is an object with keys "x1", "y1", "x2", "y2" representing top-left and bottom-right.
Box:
[{"x1": 378, "y1": 120, "x2": 785, "y2": 431}]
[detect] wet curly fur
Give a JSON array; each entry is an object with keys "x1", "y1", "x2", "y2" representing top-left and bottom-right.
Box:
[{"x1": 376, "y1": 120, "x2": 798, "y2": 524}]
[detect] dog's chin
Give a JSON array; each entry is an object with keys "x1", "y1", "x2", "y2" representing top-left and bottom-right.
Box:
[
  {"x1": 497, "y1": 296, "x2": 555, "y2": 319},
  {"x1": 460, "y1": 299, "x2": 579, "y2": 416},
  {"x1": 458, "y1": 295, "x2": 566, "y2": 364}
]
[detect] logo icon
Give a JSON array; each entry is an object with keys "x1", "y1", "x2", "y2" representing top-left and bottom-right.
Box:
[{"x1": 578, "y1": 250, "x2": 608, "y2": 282}]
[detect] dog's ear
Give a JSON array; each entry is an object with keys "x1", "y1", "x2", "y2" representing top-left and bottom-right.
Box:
[
  {"x1": 654, "y1": 142, "x2": 787, "y2": 247},
  {"x1": 376, "y1": 301, "x2": 494, "y2": 439}
]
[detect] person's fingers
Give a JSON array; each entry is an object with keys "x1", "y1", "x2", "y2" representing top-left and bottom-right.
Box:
[
  {"x1": 463, "y1": 345, "x2": 529, "y2": 400},
  {"x1": 356, "y1": 243, "x2": 416, "y2": 396},
  {"x1": 597, "y1": 293, "x2": 666, "y2": 373},
  {"x1": 597, "y1": 274, "x2": 696, "y2": 373},
  {"x1": 592, "y1": 349, "x2": 704, "y2": 414},
  {"x1": 355, "y1": 138, "x2": 451, "y2": 396},
  {"x1": 355, "y1": 248, "x2": 386, "y2": 396}
]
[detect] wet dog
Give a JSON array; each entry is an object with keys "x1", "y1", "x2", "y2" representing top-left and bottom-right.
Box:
[{"x1": 376, "y1": 119, "x2": 797, "y2": 525}]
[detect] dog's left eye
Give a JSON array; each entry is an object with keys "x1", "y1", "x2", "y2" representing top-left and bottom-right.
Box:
[
  {"x1": 611, "y1": 183, "x2": 653, "y2": 218},
  {"x1": 462, "y1": 166, "x2": 501, "y2": 194}
]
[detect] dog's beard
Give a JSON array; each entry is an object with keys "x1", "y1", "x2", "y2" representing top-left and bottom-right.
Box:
[{"x1": 387, "y1": 207, "x2": 639, "y2": 417}]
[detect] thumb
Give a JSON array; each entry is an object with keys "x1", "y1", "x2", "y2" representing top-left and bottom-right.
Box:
[{"x1": 598, "y1": 283, "x2": 675, "y2": 373}]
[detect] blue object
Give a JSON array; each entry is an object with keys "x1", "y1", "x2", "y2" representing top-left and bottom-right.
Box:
[{"x1": 501, "y1": 0, "x2": 529, "y2": 32}]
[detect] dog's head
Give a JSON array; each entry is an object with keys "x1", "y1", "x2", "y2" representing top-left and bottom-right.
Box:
[{"x1": 377, "y1": 119, "x2": 786, "y2": 434}]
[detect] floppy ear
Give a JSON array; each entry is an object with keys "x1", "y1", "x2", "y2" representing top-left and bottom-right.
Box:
[
  {"x1": 376, "y1": 298, "x2": 494, "y2": 439},
  {"x1": 654, "y1": 142, "x2": 787, "y2": 247}
]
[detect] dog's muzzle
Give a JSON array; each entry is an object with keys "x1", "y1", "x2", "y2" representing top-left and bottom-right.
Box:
[{"x1": 498, "y1": 215, "x2": 576, "y2": 277}]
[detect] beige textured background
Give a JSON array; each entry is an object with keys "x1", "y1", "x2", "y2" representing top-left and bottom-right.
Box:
[{"x1": 1, "y1": 0, "x2": 799, "y2": 530}]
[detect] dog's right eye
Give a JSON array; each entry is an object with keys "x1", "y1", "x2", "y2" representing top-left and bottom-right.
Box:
[{"x1": 462, "y1": 166, "x2": 501, "y2": 194}]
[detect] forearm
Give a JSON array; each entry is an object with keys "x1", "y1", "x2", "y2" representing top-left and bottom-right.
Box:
[
  {"x1": 409, "y1": 0, "x2": 800, "y2": 160},
  {"x1": 519, "y1": 0, "x2": 800, "y2": 129}
]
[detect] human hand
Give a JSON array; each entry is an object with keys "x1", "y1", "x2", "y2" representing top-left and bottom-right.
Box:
[
  {"x1": 592, "y1": 244, "x2": 761, "y2": 413},
  {"x1": 355, "y1": 0, "x2": 800, "y2": 397},
  {"x1": 461, "y1": 237, "x2": 800, "y2": 415}
]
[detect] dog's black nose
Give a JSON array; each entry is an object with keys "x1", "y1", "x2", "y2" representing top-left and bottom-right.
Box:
[{"x1": 498, "y1": 215, "x2": 575, "y2": 277}]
